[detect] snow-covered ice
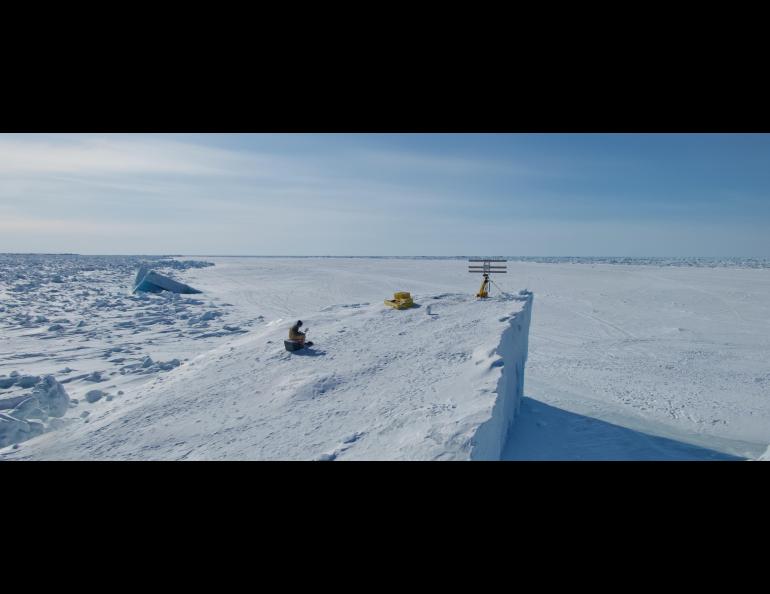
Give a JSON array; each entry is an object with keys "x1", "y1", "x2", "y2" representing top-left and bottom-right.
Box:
[
  {"x1": 2, "y1": 255, "x2": 770, "y2": 460},
  {"x1": 0, "y1": 255, "x2": 253, "y2": 450}
]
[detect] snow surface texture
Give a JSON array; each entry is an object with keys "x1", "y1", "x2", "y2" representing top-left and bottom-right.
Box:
[
  {"x1": 1, "y1": 287, "x2": 531, "y2": 460},
  {"x1": 2, "y1": 256, "x2": 769, "y2": 460},
  {"x1": 0, "y1": 255, "x2": 256, "y2": 449}
]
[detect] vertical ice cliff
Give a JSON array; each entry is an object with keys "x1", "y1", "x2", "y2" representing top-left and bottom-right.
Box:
[{"x1": 470, "y1": 291, "x2": 533, "y2": 460}]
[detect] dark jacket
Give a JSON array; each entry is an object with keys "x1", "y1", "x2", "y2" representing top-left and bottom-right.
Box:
[{"x1": 289, "y1": 322, "x2": 305, "y2": 341}]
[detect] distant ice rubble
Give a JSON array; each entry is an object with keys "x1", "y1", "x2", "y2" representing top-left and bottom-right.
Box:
[
  {"x1": 0, "y1": 254, "x2": 253, "y2": 344},
  {"x1": 499, "y1": 256, "x2": 770, "y2": 268},
  {"x1": 153, "y1": 259, "x2": 215, "y2": 271},
  {"x1": 0, "y1": 254, "x2": 265, "y2": 449},
  {"x1": 240, "y1": 255, "x2": 770, "y2": 268}
]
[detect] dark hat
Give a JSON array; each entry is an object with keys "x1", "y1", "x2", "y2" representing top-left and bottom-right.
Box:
[{"x1": 296, "y1": 320, "x2": 302, "y2": 326}]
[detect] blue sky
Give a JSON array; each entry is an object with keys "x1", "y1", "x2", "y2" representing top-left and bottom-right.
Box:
[{"x1": 1, "y1": 133, "x2": 768, "y2": 256}]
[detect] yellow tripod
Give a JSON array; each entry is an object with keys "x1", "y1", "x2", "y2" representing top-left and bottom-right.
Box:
[
  {"x1": 476, "y1": 273, "x2": 490, "y2": 298},
  {"x1": 469, "y1": 259, "x2": 507, "y2": 298}
]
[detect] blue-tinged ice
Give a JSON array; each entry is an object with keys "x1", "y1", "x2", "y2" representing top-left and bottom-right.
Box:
[{"x1": 133, "y1": 265, "x2": 202, "y2": 295}]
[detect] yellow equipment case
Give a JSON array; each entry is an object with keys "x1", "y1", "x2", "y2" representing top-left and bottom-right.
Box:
[{"x1": 384, "y1": 291, "x2": 415, "y2": 309}]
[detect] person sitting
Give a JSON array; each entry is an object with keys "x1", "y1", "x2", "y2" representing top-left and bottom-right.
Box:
[{"x1": 288, "y1": 320, "x2": 306, "y2": 344}]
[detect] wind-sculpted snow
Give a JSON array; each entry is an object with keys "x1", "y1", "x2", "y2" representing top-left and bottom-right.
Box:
[{"x1": 1, "y1": 290, "x2": 531, "y2": 460}]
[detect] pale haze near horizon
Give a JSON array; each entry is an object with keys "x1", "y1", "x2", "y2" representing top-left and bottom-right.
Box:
[{"x1": 1, "y1": 133, "x2": 768, "y2": 257}]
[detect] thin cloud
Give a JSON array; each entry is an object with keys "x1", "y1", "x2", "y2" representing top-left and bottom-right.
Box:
[
  {"x1": 2, "y1": 133, "x2": 768, "y2": 256},
  {"x1": 0, "y1": 136, "x2": 266, "y2": 176},
  {"x1": 0, "y1": 213, "x2": 169, "y2": 236}
]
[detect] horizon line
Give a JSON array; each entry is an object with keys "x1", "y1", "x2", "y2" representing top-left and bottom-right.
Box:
[{"x1": 2, "y1": 253, "x2": 769, "y2": 259}]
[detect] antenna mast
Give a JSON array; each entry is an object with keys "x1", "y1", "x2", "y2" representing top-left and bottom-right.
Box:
[{"x1": 468, "y1": 258, "x2": 507, "y2": 298}]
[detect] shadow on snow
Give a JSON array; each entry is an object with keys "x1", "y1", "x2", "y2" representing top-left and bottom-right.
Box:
[
  {"x1": 502, "y1": 397, "x2": 743, "y2": 461},
  {"x1": 289, "y1": 347, "x2": 326, "y2": 357}
]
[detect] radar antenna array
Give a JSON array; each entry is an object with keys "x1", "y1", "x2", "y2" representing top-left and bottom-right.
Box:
[{"x1": 468, "y1": 258, "x2": 507, "y2": 298}]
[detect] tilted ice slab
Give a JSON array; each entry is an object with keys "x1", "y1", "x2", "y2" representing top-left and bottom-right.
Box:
[
  {"x1": 133, "y1": 265, "x2": 202, "y2": 294},
  {"x1": 2, "y1": 291, "x2": 533, "y2": 460}
]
